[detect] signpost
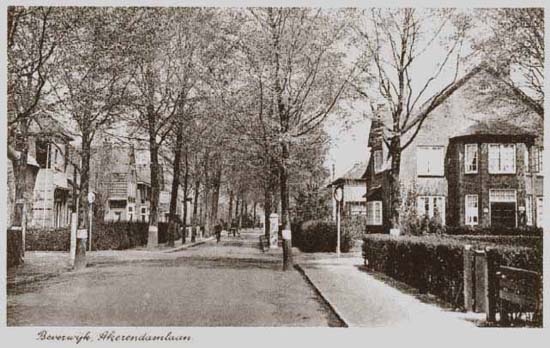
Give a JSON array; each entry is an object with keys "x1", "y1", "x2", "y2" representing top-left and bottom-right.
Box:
[
  {"x1": 334, "y1": 185, "x2": 343, "y2": 258},
  {"x1": 87, "y1": 192, "x2": 95, "y2": 251}
]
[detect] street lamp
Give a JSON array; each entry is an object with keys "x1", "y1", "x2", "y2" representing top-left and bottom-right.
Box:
[{"x1": 333, "y1": 185, "x2": 343, "y2": 258}]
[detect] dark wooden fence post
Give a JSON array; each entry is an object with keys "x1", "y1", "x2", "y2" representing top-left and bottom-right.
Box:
[
  {"x1": 485, "y1": 247, "x2": 498, "y2": 322},
  {"x1": 463, "y1": 245, "x2": 474, "y2": 312}
]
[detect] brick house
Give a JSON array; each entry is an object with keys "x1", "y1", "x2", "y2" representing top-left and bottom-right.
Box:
[
  {"x1": 363, "y1": 66, "x2": 544, "y2": 233},
  {"x1": 327, "y1": 161, "x2": 368, "y2": 220}
]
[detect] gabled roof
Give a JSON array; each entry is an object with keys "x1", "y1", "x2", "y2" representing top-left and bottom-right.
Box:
[
  {"x1": 328, "y1": 161, "x2": 368, "y2": 187},
  {"x1": 29, "y1": 115, "x2": 75, "y2": 141}
]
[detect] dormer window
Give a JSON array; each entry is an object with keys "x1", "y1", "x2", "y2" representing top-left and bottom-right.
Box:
[
  {"x1": 465, "y1": 144, "x2": 478, "y2": 174},
  {"x1": 373, "y1": 150, "x2": 383, "y2": 173}
]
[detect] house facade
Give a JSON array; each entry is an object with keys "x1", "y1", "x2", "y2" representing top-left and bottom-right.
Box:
[
  {"x1": 327, "y1": 162, "x2": 368, "y2": 220},
  {"x1": 363, "y1": 66, "x2": 544, "y2": 233},
  {"x1": 90, "y1": 143, "x2": 187, "y2": 224},
  {"x1": 7, "y1": 117, "x2": 79, "y2": 229}
]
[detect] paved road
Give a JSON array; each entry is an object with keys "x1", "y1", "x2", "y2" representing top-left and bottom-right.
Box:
[{"x1": 7, "y1": 229, "x2": 341, "y2": 327}]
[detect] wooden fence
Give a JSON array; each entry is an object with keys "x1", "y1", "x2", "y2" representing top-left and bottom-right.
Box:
[{"x1": 463, "y1": 246, "x2": 542, "y2": 325}]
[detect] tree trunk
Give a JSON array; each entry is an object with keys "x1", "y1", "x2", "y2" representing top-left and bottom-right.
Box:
[
  {"x1": 78, "y1": 134, "x2": 91, "y2": 236},
  {"x1": 191, "y1": 178, "x2": 200, "y2": 242},
  {"x1": 235, "y1": 194, "x2": 240, "y2": 221},
  {"x1": 147, "y1": 129, "x2": 160, "y2": 248},
  {"x1": 253, "y1": 201, "x2": 257, "y2": 228},
  {"x1": 264, "y1": 184, "x2": 272, "y2": 239},
  {"x1": 279, "y1": 140, "x2": 293, "y2": 270},
  {"x1": 181, "y1": 145, "x2": 189, "y2": 244},
  {"x1": 228, "y1": 189, "x2": 234, "y2": 228},
  {"x1": 389, "y1": 136, "x2": 402, "y2": 231},
  {"x1": 167, "y1": 123, "x2": 184, "y2": 247},
  {"x1": 10, "y1": 124, "x2": 30, "y2": 266},
  {"x1": 210, "y1": 163, "x2": 222, "y2": 227},
  {"x1": 202, "y1": 152, "x2": 210, "y2": 236},
  {"x1": 238, "y1": 192, "x2": 244, "y2": 229}
]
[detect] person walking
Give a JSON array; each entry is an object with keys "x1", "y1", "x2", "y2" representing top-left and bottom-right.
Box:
[{"x1": 214, "y1": 221, "x2": 222, "y2": 243}]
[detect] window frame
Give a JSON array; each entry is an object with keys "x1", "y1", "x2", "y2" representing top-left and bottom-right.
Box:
[
  {"x1": 465, "y1": 194, "x2": 479, "y2": 226},
  {"x1": 373, "y1": 150, "x2": 383, "y2": 173},
  {"x1": 488, "y1": 143, "x2": 516, "y2": 174},
  {"x1": 366, "y1": 201, "x2": 383, "y2": 225},
  {"x1": 417, "y1": 195, "x2": 446, "y2": 225},
  {"x1": 533, "y1": 146, "x2": 544, "y2": 176},
  {"x1": 464, "y1": 144, "x2": 478, "y2": 174},
  {"x1": 526, "y1": 195, "x2": 533, "y2": 226},
  {"x1": 417, "y1": 145, "x2": 445, "y2": 177}
]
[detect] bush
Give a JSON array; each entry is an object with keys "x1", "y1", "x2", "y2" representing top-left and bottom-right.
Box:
[
  {"x1": 362, "y1": 234, "x2": 542, "y2": 308},
  {"x1": 293, "y1": 219, "x2": 354, "y2": 253}
]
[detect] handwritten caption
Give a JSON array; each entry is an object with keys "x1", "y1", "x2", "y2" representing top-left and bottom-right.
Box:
[{"x1": 37, "y1": 330, "x2": 192, "y2": 344}]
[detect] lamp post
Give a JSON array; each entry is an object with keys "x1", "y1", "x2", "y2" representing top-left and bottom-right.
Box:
[{"x1": 333, "y1": 185, "x2": 343, "y2": 258}]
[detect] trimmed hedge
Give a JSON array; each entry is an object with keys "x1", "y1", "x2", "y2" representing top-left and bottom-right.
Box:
[
  {"x1": 26, "y1": 227, "x2": 70, "y2": 251},
  {"x1": 444, "y1": 225, "x2": 543, "y2": 237},
  {"x1": 341, "y1": 215, "x2": 368, "y2": 239},
  {"x1": 26, "y1": 222, "x2": 151, "y2": 251},
  {"x1": 445, "y1": 235, "x2": 542, "y2": 249},
  {"x1": 292, "y1": 220, "x2": 354, "y2": 253},
  {"x1": 362, "y1": 234, "x2": 542, "y2": 308}
]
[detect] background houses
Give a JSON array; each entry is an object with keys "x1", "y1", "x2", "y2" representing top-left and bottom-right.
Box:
[{"x1": 327, "y1": 161, "x2": 368, "y2": 220}]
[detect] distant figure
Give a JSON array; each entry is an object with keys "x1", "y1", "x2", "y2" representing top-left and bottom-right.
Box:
[{"x1": 214, "y1": 221, "x2": 222, "y2": 243}]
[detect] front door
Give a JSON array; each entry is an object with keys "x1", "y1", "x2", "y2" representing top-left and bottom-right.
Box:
[{"x1": 491, "y1": 202, "x2": 516, "y2": 228}]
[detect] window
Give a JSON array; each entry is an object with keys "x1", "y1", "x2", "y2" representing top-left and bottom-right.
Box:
[
  {"x1": 417, "y1": 196, "x2": 446, "y2": 225},
  {"x1": 349, "y1": 202, "x2": 367, "y2": 216},
  {"x1": 373, "y1": 150, "x2": 383, "y2": 173},
  {"x1": 524, "y1": 147, "x2": 530, "y2": 171},
  {"x1": 488, "y1": 144, "x2": 516, "y2": 174},
  {"x1": 465, "y1": 144, "x2": 478, "y2": 173},
  {"x1": 465, "y1": 195, "x2": 479, "y2": 226},
  {"x1": 141, "y1": 207, "x2": 148, "y2": 223},
  {"x1": 417, "y1": 146, "x2": 444, "y2": 176},
  {"x1": 536, "y1": 197, "x2": 543, "y2": 227},
  {"x1": 533, "y1": 147, "x2": 543, "y2": 174},
  {"x1": 526, "y1": 196, "x2": 533, "y2": 226},
  {"x1": 366, "y1": 201, "x2": 382, "y2": 225}
]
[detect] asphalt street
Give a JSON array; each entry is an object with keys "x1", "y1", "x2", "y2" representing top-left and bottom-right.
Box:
[{"x1": 7, "y1": 229, "x2": 342, "y2": 327}]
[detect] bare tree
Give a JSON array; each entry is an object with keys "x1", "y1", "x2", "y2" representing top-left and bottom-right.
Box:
[
  {"x1": 472, "y1": 8, "x2": 544, "y2": 118},
  {"x1": 353, "y1": 8, "x2": 474, "y2": 231}
]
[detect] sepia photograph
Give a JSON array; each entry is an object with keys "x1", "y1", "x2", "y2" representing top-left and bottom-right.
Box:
[{"x1": 2, "y1": 0, "x2": 546, "y2": 343}]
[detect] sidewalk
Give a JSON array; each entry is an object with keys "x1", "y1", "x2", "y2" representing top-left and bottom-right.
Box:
[{"x1": 295, "y1": 254, "x2": 484, "y2": 328}]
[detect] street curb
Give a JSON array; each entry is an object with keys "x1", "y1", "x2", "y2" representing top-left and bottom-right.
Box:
[
  {"x1": 163, "y1": 237, "x2": 214, "y2": 253},
  {"x1": 294, "y1": 263, "x2": 350, "y2": 328}
]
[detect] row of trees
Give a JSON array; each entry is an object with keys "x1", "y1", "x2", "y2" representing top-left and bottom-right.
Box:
[{"x1": 8, "y1": 7, "x2": 543, "y2": 266}]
